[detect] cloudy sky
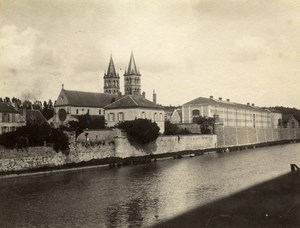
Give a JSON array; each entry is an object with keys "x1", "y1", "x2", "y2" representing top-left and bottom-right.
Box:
[{"x1": 0, "y1": 0, "x2": 299, "y2": 108}]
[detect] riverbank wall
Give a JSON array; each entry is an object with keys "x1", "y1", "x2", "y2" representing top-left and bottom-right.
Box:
[
  {"x1": 0, "y1": 135, "x2": 216, "y2": 173},
  {"x1": 215, "y1": 125, "x2": 300, "y2": 148}
]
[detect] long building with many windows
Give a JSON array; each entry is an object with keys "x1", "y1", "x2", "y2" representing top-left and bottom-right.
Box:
[{"x1": 182, "y1": 96, "x2": 282, "y2": 128}]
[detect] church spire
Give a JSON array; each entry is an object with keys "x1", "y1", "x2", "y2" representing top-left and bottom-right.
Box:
[
  {"x1": 124, "y1": 52, "x2": 141, "y2": 95},
  {"x1": 106, "y1": 55, "x2": 117, "y2": 77},
  {"x1": 103, "y1": 55, "x2": 120, "y2": 95},
  {"x1": 126, "y1": 52, "x2": 140, "y2": 76}
]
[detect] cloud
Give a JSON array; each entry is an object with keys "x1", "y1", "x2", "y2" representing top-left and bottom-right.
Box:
[{"x1": 0, "y1": 25, "x2": 61, "y2": 72}]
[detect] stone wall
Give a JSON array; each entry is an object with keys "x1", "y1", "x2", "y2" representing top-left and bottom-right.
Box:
[
  {"x1": 215, "y1": 125, "x2": 300, "y2": 147},
  {"x1": 114, "y1": 135, "x2": 217, "y2": 158},
  {"x1": 77, "y1": 129, "x2": 116, "y2": 143}
]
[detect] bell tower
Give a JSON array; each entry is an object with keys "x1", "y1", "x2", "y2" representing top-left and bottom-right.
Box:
[
  {"x1": 103, "y1": 56, "x2": 120, "y2": 94},
  {"x1": 124, "y1": 52, "x2": 141, "y2": 95}
]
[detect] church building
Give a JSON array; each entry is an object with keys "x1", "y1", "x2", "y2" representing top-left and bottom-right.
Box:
[{"x1": 51, "y1": 52, "x2": 165, "y2": 132}]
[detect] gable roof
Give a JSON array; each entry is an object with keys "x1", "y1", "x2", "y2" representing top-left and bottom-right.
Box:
[
  {"x1": 0, "y1": 102, "x2": 19, "y2": 114},
  {"x1": 105, "y1": 95, "x2": 163, "y2": 110},
  {"x1": 55, "y1": 89, "x2": 119, "y2": 108},
  {"x1": 183, "y1": 97, "x2": 268, "y2": 112},
  {"x1": 25, "y1": 110, "x2": 49, "y2": 125}
]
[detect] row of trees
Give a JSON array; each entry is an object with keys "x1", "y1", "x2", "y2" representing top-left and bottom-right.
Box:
[
  {"x1": 0, "y1": 123, "x2": 69, "y2": 153},
  {"x1": 0, "y1": 97, "x2": 54, "y2": 120}
]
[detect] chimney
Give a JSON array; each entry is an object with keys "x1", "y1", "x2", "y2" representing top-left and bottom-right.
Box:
[
  {"x1": 247, "y1": 103, "x2": 250, "y2": 106},
  {"x1": 219, "y1": 97, "x2": 222, "y2": 101},
  {"x1": 252, "y1": 103, "x2": 255, "y2": 106},
  {"x1": 118, "y1": 92, "x2": 122, "y2": 99},
  {"x1": 226, "y1": 99, "x2": 230, "y2": 102},
  {"x1": 209, "y1": 96, "x2": 213, "y2": 99},
  {"x1": 142, "y1": 91, "x2": 146, "y2": 99},
  {"x1": 153, "y1": 90, "x2": 157, "y2": 104}
]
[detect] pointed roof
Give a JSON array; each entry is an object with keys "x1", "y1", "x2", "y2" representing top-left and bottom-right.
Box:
[
  {"x1": 105, "y1": 56, "x2": 117, "y2": 77},
  {"x1": 125, "y1": 52, "x2": 140, "y2": 75},
  {"x1": 105, "y1": 95, "x2": 162, "y2": 110}
]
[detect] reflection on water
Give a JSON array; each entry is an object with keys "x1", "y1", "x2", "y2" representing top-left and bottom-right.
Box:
[{"x1": 0, "y1": 144, "x2": 300, "y2": 227}]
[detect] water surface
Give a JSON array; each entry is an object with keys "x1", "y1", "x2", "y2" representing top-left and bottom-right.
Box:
[{"x1": 0, "y1": 143, "x2": 299, "y2": 227}]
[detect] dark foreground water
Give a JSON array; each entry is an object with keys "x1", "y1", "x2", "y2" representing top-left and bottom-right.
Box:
[{"x1": 1, "y1": 144, "x2": 300, "y2": 228}]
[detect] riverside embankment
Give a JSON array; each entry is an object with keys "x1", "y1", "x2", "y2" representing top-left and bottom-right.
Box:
[{"x1": 1, "y1": 126, "x2": 300, "y2": 175}]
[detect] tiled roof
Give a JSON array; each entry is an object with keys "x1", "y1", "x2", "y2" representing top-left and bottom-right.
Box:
[
  {"x1": 25, "y1": 110, "x2": 48, "y2": 125},
  {"x1": 183, "y1": 97, "x2": 268, "y2": 112},
  {"x1": 57, "y1": 89, "x2": 119, "y2": 107},
  {"x1": 0, "y1": 102, "x2": 19, "y2": 114},
  {"x1": 105, "y1": 95, "x2": 163, "y2": 109}
]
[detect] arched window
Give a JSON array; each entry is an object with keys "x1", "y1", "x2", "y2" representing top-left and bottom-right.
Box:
[
  {"x1": 192, "y1": 110, "x2": 200, "y2": 116},
  {"x1": 108, "y1": 80, "x2": 111, "y2": 85},
  {"x1": 113, "y1": 80, "x2": 116, "y2": 86},
  {"x1": 154, "y1": 112, "x2": 157, "y2": 121},
  {"x1": 118, "y1": 112, "x2": 124, "y2": 121},
  {"x1": 142, "y1": 112, "x2": 146, "y2": 118},
  {"x1": 160, "y1": 113, "x2": 163, "y2": 121},
  {"x1": 76, "y1": 109, "x2": 78, "y2": 114}
]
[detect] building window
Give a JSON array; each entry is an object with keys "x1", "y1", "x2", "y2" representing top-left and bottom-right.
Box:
[
  {"x1": 142, "y1": 112, "x2": 146, "y2": 119},
  {"x1": 99, "y1": 109, "x2": 101, "y2": 115},
  {"x1": 87, "y1": 109, "x2": 90, "y2": 114},
  {"x1": 154, "y1": 112, "x2": 157, "y2": 121},
  {"x1": 160, "y1": 113, "x2": 163, "y2": 121},
  {"x1": 2, "y1": 113, "x2": 10, "y2": 122},
  {"x1": 76, "y1": 109, "x2": 78, "y2": 114},
  {"x1": 118, "y1": 112, "x2": 124, "y2": 121},
  {"x1": 82, "y1": 109, "x2": 84, "y2": 111},
  {"x1": 253, "y1": 114, "x2": 256, "y2": 128},
  {"x1": 192, "y1": 109, "x2": 200, "y2": 116},
  {"x1": 109, "y1": 113, "x2": 115, "y2": 121}
]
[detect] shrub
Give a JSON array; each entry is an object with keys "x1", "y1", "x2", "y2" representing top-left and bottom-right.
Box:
[
  {"x1": 51, "y1": 129, "x2": 69, "y2": 153},
  {"x1": 164, "y1": 121, "x2": 192, "y2": 135},
  {"x1": 116, "y1": 119, "x2": 160, "y2": 144},
  {"x1": 193, "y1": 116, "x2": 215, "y2": 134},
  {"x1": 164, "y1": 120, "x2": 179, "y2": 135}
]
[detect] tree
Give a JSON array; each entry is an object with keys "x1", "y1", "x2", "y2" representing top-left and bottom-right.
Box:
[
  {"x1": 116, "y1": 119, "x2": 160, "y2": 144},
  {"x1": 193, "y1": 116, "x2": 215, "y2": 134}
]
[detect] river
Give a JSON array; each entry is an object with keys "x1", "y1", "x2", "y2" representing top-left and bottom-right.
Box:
[{"x1": 0, "y1": 143, "x2": 300, "y2": 227}]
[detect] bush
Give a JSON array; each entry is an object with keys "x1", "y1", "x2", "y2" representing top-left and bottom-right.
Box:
[
  {"x1": 0, "y1": 124, "x2": 69, "y2": 153},
  {"x1": 116, "y1": 119, "x2": 160, "y2": 144},
  {"x1": 164, "y1": 121, "x2": 192, "y2": 135},
  {"x1": 164, "y1": 120, "x2": 179, "y2": 135},
  {"x1": 51, "y1": 129, "x2": 69, "y2": 153},
  {"x1": 193, "y1": 116, "x2": 215, "y2": 134}
]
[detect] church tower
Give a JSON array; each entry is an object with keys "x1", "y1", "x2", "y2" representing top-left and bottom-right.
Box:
[
  {"x1": 124, "y1": 52, "x2": 141, "y2": 95},
  {"x1": 103, "y1": 56, "x2": 120, "y2": 94}
]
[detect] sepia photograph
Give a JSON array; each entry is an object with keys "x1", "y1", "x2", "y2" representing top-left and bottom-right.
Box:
[{"x1": 0, "y1": 0, "x2": 300, "y2": 227}]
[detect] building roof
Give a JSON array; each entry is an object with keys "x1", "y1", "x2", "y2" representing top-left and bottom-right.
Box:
[
  {"x1": 124, "y1": 52, "x2": 140, "y2": 76},
  {"x1": 0, "y1": 102, "x2": 19, "y2": 114},
  {"x1": 282, "y1": 114, "x2": 297, "y2": 123},
  {"x1": 25, "y1": 110, "x2": 49, "y2": 125},
  {"x1": 105, "y1": 95, "x2": 163, "y2": 110},
  {"x1": 104, "y1": 56, "x2": 118, "y2": 78},
  {"x1": 55, "y1": 89, "x2": 119, "y2": 108},
  {"x1": 183, "y1": 97, "x2": 268, "y2": 112}
]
